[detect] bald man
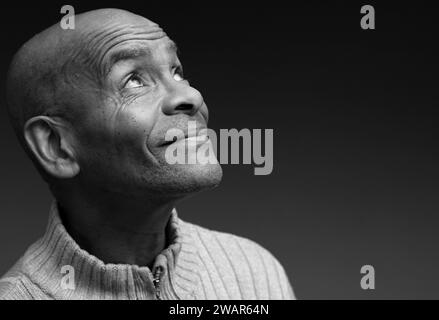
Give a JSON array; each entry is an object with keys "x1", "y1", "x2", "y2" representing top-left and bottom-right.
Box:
[{"x1": 0, "y1": 9, "x2": 294, "y2": 300}]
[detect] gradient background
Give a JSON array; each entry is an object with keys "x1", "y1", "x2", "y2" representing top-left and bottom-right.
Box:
[{"x1": 0, "y1": 1, "x2": 438, "y2": 299}]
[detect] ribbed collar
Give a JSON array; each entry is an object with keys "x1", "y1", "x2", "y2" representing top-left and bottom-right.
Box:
[{"x1": 21, "y1": 201, "x2": 201, "y2": 300}]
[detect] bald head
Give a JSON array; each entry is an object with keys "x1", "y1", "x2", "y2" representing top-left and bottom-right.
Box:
[
  {"x1": 6, "y1": 8, "x2": 164, "y2": 146},
  {"x1": 5, "y1": 7, "x2": 221, "y2": 196}
]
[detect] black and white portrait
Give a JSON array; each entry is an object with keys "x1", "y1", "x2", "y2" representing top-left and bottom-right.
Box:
[{"x1": 0, "y1": 1, "x2": 437, "y2": 302}]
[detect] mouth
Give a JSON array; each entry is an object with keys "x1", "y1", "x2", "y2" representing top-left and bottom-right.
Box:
[
  {"x1": 180, "y1": 133, "x2": 209, "y2": 146},
  {"x1": 160, "y1": 127, "x2": 209, "y2": 147}
]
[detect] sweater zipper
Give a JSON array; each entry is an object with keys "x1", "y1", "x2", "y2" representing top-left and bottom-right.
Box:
[{"x1": 152, "y1": 266, "x2": 163, "y2": 300}]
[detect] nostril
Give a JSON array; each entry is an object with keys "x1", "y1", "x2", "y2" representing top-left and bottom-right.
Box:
[{"x1": 175, "y1": 103, "x2": 194, "y2": 111}]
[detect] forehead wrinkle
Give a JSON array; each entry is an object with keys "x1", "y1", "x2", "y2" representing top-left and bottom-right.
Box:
[
  {"x1": 72, "y1": 23, "x2": 167, "y2": 80},
  {"x1": 106, "y1": 45, "x2": 152, "y2": 73},
  {"x1": 97, "y1": 26, "x2": 166, "y2": 69},
  {"x1": 104, "y1": 39, "x2": 179, "y2": 76}
]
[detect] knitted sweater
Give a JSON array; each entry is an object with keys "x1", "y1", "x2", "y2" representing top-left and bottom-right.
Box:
[{"x1": 0, "y1": 202, "x2": 295, "y2": 300}]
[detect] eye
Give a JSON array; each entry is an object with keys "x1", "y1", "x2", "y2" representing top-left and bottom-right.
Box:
[
  {"x1": 124, "y1": 74, "x2": 145, "y2": 89},
  {"x1": 173, "y1": 68, "x2": 185, "y2": 82}
]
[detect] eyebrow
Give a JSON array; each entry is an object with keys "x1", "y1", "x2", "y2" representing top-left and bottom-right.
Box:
[{"x1": 105, "y1": 40, "x2": 179, "y2": 74}]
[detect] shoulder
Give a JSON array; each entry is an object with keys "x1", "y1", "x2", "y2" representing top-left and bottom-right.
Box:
[
  {"x1": 180, "y1": 219, "x2": 282, "y2": 266},
  {"x1": 0, "y1": 247, "x2": 48, "y2": 300},
  {"x1": 0, "y1": 272, "x2": 34, "y2": 300},
  {"x1": 179, "y1": 219, "x2": 296, "y2": 299}
]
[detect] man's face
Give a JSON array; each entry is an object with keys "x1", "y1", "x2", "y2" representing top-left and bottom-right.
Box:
[{"x1": 69, "y1": 16, "x2": 222, "y2": 199}]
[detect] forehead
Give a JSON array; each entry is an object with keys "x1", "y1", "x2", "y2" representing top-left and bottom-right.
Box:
[
  {"x1": 77, "y1": 17, "x2": 178, "y2": 73},
  {"x1": 102, "y1": 37, "x2": 179, "y2": 75},
  {"x1": 108, "y1": 38, "x2": 178, "y2": 64}
]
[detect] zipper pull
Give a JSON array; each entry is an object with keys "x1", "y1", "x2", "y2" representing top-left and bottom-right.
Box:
[{"x1": 152, "y1": 266, "x2": 163, "y2": 300}]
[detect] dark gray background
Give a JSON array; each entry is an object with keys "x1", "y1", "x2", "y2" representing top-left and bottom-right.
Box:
[{"x1": 0, "y1": 1, "x2": 438, "y2": 299}]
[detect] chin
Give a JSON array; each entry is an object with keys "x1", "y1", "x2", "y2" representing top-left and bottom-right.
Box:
[
  {"x1": 151, "y1": 162, "x2": 223, "y2": 197},
  {"x1": 176, "y1": 162, "x2": 223, "y2": 193}
]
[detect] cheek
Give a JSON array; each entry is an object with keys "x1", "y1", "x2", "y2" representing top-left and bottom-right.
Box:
[
  {"x1": 113, "y1": 101, "x2": 158, "y2": 157},
  {"x1": 75, "y1": 93, "x2": 160, "y2": 170}
]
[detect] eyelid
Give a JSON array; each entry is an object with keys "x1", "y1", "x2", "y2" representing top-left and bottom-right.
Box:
[
  {"x1": 120, "y1": 65, "x2": 185, "y2": 90},
  {"x1": 121, "y1": 72, "x2": 145, "y2": 89}
]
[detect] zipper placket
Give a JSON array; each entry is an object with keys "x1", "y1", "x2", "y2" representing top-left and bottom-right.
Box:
[{"x1": 152, "y1": 266, "x2": 163, "y2": 300}]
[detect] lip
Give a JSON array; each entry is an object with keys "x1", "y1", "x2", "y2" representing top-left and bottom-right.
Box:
[
  {"x1": 160, "y1": 127, "x2": 208, "y2": 147},
  {"x1": 162, "y1": 133, "x2": 209, "y2": 147},
  {"x1": 178, "y1": 134, "x2": 209, "y2": 145}
]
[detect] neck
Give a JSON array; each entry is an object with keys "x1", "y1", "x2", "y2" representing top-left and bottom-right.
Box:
[{"x1": 55, "y1": 186, "x2": 178, "y2": 268}]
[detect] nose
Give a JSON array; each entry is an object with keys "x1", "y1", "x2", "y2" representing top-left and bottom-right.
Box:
[{"x1": 161, "y1": 83, "x2": 204, "y2": 116}]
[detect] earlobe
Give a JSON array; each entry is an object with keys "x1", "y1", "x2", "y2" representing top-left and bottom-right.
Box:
[{"x1": 24, "y1": 116, "x2": 80, "y2": 179}]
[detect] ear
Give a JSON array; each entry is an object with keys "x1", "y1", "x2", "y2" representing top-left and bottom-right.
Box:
[{"x1": 24, "y1": 116, "x2": 80, "y2": 179}]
